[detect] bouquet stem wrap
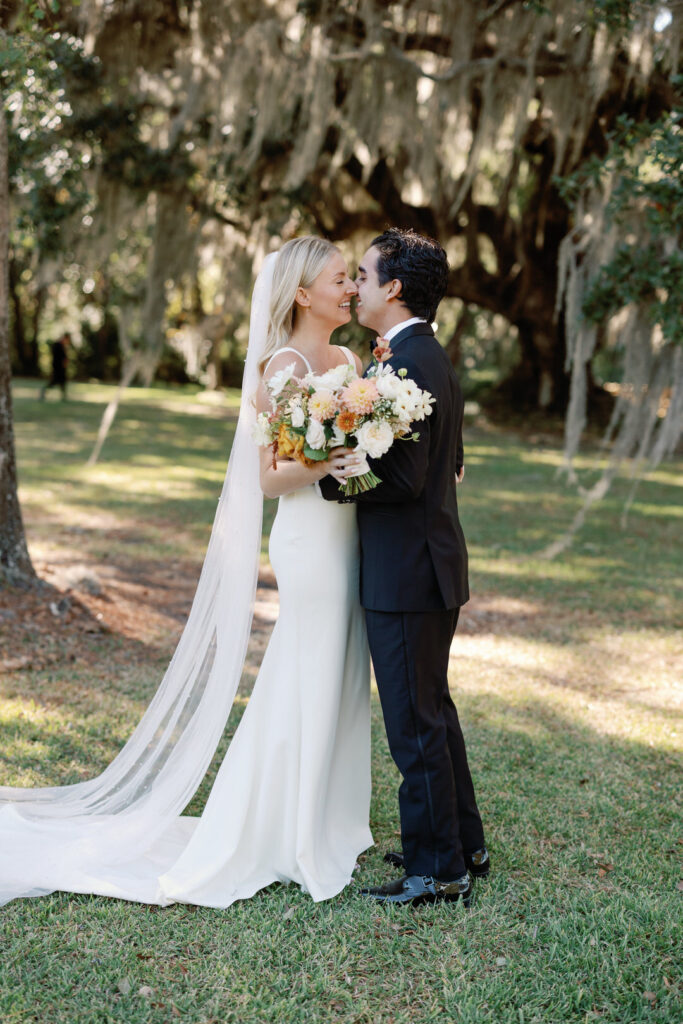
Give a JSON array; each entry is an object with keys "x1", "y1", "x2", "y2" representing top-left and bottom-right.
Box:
[{"x1": 339, "y1": 455, "x2": 382, "y2": 496}]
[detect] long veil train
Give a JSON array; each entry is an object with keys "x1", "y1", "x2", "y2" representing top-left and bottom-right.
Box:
[{"x1": 0, "y1": 254, "x2": 278, "y2": 906}]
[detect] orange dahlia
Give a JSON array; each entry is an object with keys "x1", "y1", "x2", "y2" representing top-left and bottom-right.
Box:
[{"x1": 336, "y1": 410, "x2": 358, "y2": 433}]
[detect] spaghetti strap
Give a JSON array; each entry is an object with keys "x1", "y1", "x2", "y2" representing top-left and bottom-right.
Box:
[
  {"x1": 263, "y1": 346, "x2": 313, "y2": 374},
  {"x1": 339, "y1": 346, "x2": 356, "y2": 367}
]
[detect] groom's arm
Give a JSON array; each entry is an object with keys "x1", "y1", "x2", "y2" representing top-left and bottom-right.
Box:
[
  {"x1": 456, "y1": 404, "x2": 464, "y2": 478},
  {"x1": 319, "y1": 420, "x2": 430, "y2": 504}
]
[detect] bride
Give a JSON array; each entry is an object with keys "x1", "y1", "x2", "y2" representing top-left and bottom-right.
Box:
[{"x1": 0, "y1": 236, "x2": 373, "y2": 908}]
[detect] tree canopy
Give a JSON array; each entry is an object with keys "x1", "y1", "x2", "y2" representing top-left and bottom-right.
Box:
[{"x1": 1, "y1": 0, "x2": 681, "y2": 545}]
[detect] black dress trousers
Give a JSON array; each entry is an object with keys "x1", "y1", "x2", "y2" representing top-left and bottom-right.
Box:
[{"x1": 365, "y1": 606, "x2": 485, "y2": 881}]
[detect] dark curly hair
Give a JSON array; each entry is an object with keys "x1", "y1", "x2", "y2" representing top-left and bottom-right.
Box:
[{"x1": 371, "y1": 228, "x2": 449, "y2": 322}]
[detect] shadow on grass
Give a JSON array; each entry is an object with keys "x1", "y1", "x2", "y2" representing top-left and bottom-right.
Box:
[
  {"x1": 1, "y1": 680, "x2": 679, "y2": 889},
  {"x1": 365, "y1": 689, "x2": 680, "y2": 892}
]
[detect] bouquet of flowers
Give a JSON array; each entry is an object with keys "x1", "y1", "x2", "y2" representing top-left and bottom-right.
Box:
[{"x1": 253, "y1": 340, "x2": 434, "y2": 496}]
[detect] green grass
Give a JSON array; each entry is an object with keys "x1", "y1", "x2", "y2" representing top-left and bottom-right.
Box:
[{"x1": 1, "y1": 379, "x2": 681, "y2": 1024}]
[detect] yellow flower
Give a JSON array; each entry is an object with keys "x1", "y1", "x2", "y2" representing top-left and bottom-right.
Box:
[{"x1": 277, "y1": 424, "x2": 316, "y2": 467}]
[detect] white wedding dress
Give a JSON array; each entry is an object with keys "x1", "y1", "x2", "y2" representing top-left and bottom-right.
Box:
[
  {"x1": 159, "y1": 347, "x2": 372, "y2": 905},
  {"x1": 161, "y1": 474, "x2": 372, "y2": 906},
  {"x1": 0, "y1": 324, "x2": 372, "y2": 906}
]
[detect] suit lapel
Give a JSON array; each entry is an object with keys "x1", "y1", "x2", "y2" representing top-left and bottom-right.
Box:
[
  {"x1": 366, "y1": 322, "x2": 434, "y2": 361},
  {"x1": 390, "y1": 322, "x2": 434, "y2": 347}
]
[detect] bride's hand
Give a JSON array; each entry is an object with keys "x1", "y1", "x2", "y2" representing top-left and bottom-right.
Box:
[{"x1": 327, "y1": 447, "x2": 365, "y2": 483}]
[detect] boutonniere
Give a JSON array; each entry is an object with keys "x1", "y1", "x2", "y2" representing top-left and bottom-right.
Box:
[{"x1": 372, "y1": 336, "x2": 393, "y2": 363}]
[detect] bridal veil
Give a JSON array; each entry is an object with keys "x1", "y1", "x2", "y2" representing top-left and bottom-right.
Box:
[{"x1": 0, "y1": 253, "x2": 278, "y2": 905}]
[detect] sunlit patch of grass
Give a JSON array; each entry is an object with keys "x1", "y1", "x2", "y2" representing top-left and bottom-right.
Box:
[{"x1": 12, "y1": 378, "x2": 242, "y2": 410}]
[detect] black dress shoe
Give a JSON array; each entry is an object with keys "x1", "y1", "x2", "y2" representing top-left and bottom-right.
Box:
[
  {"x1": 466, "y1": 846, "x2": 490, "y2": 878},
  {"x1": 361, "y1": 873, "x2": 472, "y2": 907},
  {"x1": 383, "y1": 846, "x2": 491, "y2": 879}
]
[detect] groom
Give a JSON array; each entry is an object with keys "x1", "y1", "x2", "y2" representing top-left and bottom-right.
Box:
[{"x1": 320, "y1": 228, "x2": 488, "y2": 907}]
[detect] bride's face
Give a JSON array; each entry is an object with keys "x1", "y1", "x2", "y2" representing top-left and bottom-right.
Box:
[{"x1": 296, "y1": 251, "x2": 357, "y2": 327}]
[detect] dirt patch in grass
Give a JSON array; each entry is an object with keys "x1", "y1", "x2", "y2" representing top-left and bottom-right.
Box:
[
  {"x1": 0, "y1": 541, "x2": 280, "y2": 688},
  {"x1": 0, "y1": 543, "x2": 536, "y2": 683}
]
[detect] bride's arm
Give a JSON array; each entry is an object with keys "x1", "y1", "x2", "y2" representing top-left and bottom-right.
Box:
[{"x1": 258, "y1": 445, "x2": 330, "y2": 499}]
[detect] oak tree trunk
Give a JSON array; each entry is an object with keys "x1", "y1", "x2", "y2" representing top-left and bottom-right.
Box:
[{"x1": 0, "y1": 103, "x2": 36, "y2": 586}]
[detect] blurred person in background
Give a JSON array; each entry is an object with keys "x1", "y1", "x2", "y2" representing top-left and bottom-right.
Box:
[{"x1": 40, "y1": 332, "x2": 71, "y2": 401}]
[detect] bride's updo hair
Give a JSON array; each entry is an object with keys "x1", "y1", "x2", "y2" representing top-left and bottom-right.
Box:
[{"x1": 258, "y1": 236, "x2": 338, "y2": 375}]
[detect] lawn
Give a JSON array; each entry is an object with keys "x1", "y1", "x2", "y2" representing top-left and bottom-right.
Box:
[{"x1": 1, "y1": 379, "x2": 681, "y2": 1024}]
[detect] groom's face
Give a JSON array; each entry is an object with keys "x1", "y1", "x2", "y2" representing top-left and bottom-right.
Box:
[{"x1": 354, "y1": 246, "x2": 392, "y2": 332}]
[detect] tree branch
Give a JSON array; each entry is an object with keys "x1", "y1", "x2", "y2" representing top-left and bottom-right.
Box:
[
  {"x1": 447, "y1": 264, "x2": 504, "y2": 312},
  {"x1": 477, "y1": 0, "x2": 526, "y2": 30},
  {"x1": 387, "y1": 46, "x2": 567, "y2": 82},
  {"x1": 343, "y1": 156, "x2": 439, "y2": 237},
  {"x1": 327, "y1": 34, "x2": 567, "y2": 82}
]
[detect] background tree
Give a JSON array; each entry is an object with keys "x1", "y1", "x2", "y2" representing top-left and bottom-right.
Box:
[
  {"x1": 199, "y1": 0, "x2": 679, "y2": 409},
  {"x1": 9, "y1": 3, "x2": 680, "y2": 397},
  {"x1": 1, "y1": 49, "x2": 35, "y2": 585},
  {"x1": 546, "y1": 104, "x2": 682, "y2": 554},
  {"x1": 2, "y1": 1, "x2": 681, "y2": 518},
  {"x1": 4, "y1": 11, "x2": 92, "y2": 376}
]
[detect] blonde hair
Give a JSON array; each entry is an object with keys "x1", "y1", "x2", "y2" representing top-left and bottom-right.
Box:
[{"x1": 258, "y1": 236, "x2": 338, "y2": 375}]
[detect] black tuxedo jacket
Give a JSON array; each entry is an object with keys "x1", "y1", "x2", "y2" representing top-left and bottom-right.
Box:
[{"x1": 320, "y1": 322, "x2": 469, "y2": 612}]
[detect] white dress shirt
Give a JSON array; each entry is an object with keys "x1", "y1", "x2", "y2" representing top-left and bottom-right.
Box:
[{"x1": 383, "y1": 317, "x2": 428, "y2": 344}]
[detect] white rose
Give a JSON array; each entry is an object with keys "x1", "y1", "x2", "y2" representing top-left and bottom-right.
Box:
[
  {"x1": 290, "y1": 405, "x2": 305, "y2": 428},
  {"x1": 375, "y1": 373, "x2": 402, "y2": 400},
  {"x1": 305, "y1": 419, "x2": 327, "y2": 450},
  {"x1": 354, "y1": 419, "x2": 394, "y2": 460},
  {"x1": 267, "y1": 362, "x2": 297, "y2": 397},
  {"x1": 308, "y1": 364, "x2": 355, "y2": 391},
  {"x1": 252, "y1": 412, "x2": 273, "y2": 446},
  {"x1": 329, "y1": 424, "x2": 347, "y2": 448}
]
